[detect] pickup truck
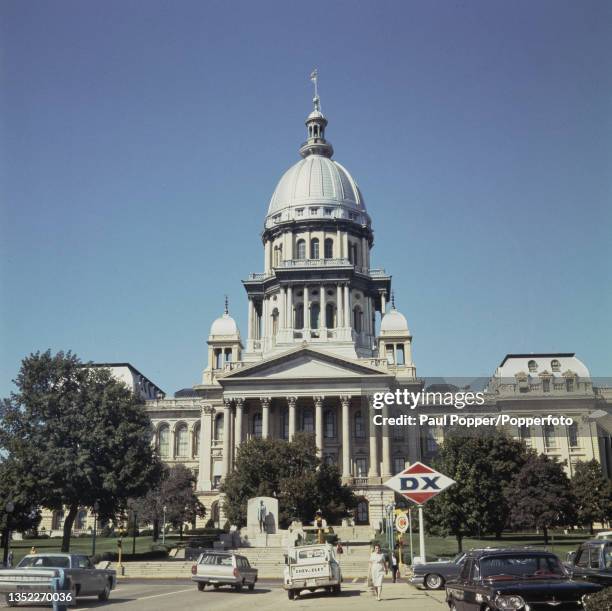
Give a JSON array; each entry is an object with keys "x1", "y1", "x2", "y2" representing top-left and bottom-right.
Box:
[
  {"x1": 283, "y1": 543, "x2": 341, "y2": 600},
  {"x1": 0, "y1": 553, "x2": 116, "y2": 605},
  {"x1": 565, "y1": 539, "x2": 612, "y2": 586}
]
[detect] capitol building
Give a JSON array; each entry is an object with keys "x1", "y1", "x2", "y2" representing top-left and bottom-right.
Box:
[{"x1": 136, "y1": 88, "x2": 612, "y2": 529}]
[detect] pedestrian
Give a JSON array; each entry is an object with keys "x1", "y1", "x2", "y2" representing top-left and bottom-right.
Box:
[
  {"x1": 368, "y1": 543, "x2": 388, "y2": 601},
  {"x1": 30, "y1": 546, "x2": 37, "y2": 555},
  {"x1": 7, "y1": 551, "x2": 13, "y2": 568},
  {"x1": 336, "y1": 542, "x2": 343, "y2": 555},
  {"x1": 391, "y1": 543, "x2": 400, "y2": 583}
]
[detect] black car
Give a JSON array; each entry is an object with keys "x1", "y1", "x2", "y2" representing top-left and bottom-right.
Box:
[
  {"x1": 445, "y1": 548, "x2": 602, "y2": 610},
  {"x1": 566, "y1": 539, "x2": 612, "y2": 587}
]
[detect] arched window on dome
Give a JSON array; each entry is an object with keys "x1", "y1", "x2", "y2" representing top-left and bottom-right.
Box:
[
  {"x1": 295, "y1": 304, "x2": 304, "y2": 330},
  {"x1": 310, "y1": 303, "x2": 320, "y2": 330},
  {"x1": 175, "y1": 424, "x2": 189, "y2": 457},
  {"x1": 158, "y1": 424, "x2": 170, "y2": 458},
  {"x1": 396, "y1": 344, "x2": 405, "y2": 366},
  {"x1": 353, "y1": 306, "x2": 363, "y2": 333},
  {"x1": 528, "y1": 360, "x2": 538, "y2": 373},
  {"x1": 296, "y1": 239, "x2": 306, "y2": 260},
  {"x1": 310, "y1": 238, "x2": 319, "y2": 259},
  {"x1": 324, "y1": 238, "x2": 333, "y2": 259},
  {"x1": 325, "y1": 303, "x2": 335, "y2": 328},
  {"x1": 215, "y1": 349, "x2": 223, "y2": 369},
  {"x1": 551, "y1": 359, "x2": 561, "y2": 372}
]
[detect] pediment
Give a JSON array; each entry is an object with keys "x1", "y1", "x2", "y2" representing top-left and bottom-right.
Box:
[{"x1": 221, "y1": 347, "x2": 388, "y2": 381}]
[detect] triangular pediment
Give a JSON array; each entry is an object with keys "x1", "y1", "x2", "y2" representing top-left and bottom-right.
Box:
[{"x1": 221, "y1": 347, "x2": 389, "y2": 381}]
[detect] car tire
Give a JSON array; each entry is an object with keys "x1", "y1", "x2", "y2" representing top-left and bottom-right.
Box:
[
  {"x1": 425, "y1": 573, "x2": 444, "y2": 590},
  {"x1": 197, "y1": 582, "x2": 206, "y2": 591},
  {"x1": 333, "y1": 584, "x2": 341, "y2": 595},
  {"x1": 288, "y1": 589, "x2": 295, "y2": 600},
  {"x1": 98, "y1": 581, "x2": 111, "y2": 601}
]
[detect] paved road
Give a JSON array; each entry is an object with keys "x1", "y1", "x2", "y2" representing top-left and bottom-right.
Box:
[{"x1": 1, "y1": 579, "x2": 447, "y2": 610}]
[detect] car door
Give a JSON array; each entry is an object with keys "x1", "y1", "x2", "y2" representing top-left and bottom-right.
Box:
[
  {"x1": 572, "y1": 546, "x2": 591, "y2": 581},
  {"x1": 459, "y1": 559, "x2": 486, "y2": 610},
  {"x1": 449, "y1": 558, "x2": 472, "y2": 611}
]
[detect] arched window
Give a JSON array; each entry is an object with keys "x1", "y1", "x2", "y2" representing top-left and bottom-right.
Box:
[
  {"x1": 193, "y1": 423, "x2": 200, "y2": 457},
  {"x1": 271, "y1": 308, "x2": 279, "y2": 337},
  {"x1": 215, "y1": 349, "x2": 223, "y2": 369},
  {"x1": 310, "y1": 303, "x2": 320, "y2": 329},
  {"x1": 75, "y1": 509, "x2": 87, "y2": 530},
  {"x1": 158, "y1": 424, "x2": 170, "y2": 458},
  {"x1": 568, "y1": 422, "x2": 579, "y2": 448},
  {"x1": 175, "y1": 424, "x2": 189, "y2": 457},
  {"x1": 295, "y1": 304, "x2": 304, "y2": 329},
  {"x1": 253, "y1": 413, "x2": 262, "y2": 438},
  {"x1": 528, "y1": 359, "x2": 537, "y2": 373},
  {"x1": 302, "y1": 407, "x2": 314, "y2": 433},
  {"x1": 396, "y1": 344, "x2": 405, "y2": 365},
  {"x1": 551, "y1": 359, "x2": 561, "y2": 372},
  {"x1": 354, "y1": 411, "x2": 365, "y2": 439},
  {"x1": 353, "y1": 306, "x2": 362, "y2": 333},
  {"x1": 543, "y1": 423, "x2": 556, "y2": 449},
  {"x1": 52, "y1": 510, "x2": 64, "y2": 531},
  {"x1": 324, "y1": 409, "x2": 336, "y2": 439},
  {"x1": 325, "y1": 303, "x2": 335, "y2": 328},
  {"x1": 214, "y1": 414, "x2": 224, "y2": 442},
  {"x1": 310, "y1": 238, "x2": 320, "y2": 259},
  {"x1": 296, "y1": 239, "x2": 306, "y2": 260},
  {"x1": 324, "y1": 238, "x2": 333, "y2": 259},
  {"x1": 356, "y1": 499, "x2": 369, "y2": 524}
]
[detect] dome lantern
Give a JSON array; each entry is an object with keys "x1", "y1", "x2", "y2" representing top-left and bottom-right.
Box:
[{"x1": 299, "y1": 69, "x2": 334, "y2": 159}]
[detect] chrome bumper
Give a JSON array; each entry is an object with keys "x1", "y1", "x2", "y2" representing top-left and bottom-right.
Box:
[{"x1": 408, "y1": 574, "x2": 425, "y2": 586}]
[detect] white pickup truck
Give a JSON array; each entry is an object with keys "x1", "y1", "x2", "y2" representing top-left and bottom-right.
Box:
[{"x1": 283, "y1": 543, "x2": 342, "y2": 600}]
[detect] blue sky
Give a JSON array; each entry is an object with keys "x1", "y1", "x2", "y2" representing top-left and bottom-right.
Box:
[{"x1": 1, "y1": 0, "x2": 611, "y2": 396}]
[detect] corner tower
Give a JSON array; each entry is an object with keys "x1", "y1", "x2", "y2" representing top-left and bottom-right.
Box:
[{"x1": 242, "y1": 73, "x2": 392, "y2": 360}]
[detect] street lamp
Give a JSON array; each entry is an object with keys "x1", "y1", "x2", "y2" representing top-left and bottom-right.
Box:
[
  {"x1": 162, "y1": 505, "x2": 167, "y2": 545},
  {"x1": 2, "y1": 501, "x2": 15, "y2": 567},
  {"x1": 127, "y1": 500, "x2": 137, "y2": 556},
  {"x1": 92, "y1": 500, "x2": 100, "y2": 557}
]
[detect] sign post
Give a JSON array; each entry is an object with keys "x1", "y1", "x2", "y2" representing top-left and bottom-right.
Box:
[{"x1": 384, "y1": 462, "x2": 455, "y2": 565}]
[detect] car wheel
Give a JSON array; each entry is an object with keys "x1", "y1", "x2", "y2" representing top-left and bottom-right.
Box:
[
  {"x1": 425, "y1": 573, "x2": 444, "y2": 590},
  {"x1": 288, "y1": 589, "x2": 295, "y2": 600},
  {"x1": 197, "y1": 582, "x2": 206, "y2": 591},
  {"x1": 248, "y1": 583, "x2": 255, "y2": 591},
  {"x1": 98, "y1": 581, "x2": 111, "y2": 601}
]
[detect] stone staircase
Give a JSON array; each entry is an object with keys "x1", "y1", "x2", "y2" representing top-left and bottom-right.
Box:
[{"x1": 119, "y1": 545, "x2": 371, "y2": 579}]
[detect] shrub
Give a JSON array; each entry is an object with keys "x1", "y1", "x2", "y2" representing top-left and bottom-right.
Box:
[{"x1": 584, "y1": 586, "x2": 612, "y2": 611}]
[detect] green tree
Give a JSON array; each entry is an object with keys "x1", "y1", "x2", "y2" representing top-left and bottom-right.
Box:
[
  {"x1": 0, "y1": 351, "x2": 162, "y2": 552},
  {"x1": 131, "y1": 464, "x2": 206, "y2": 541},
  {"x1": 505, "y1": 453, "x2": 575, "y2": 545},
  {"x1": 425, "y1": 430, "x2": 528, "y2": 551},
  {"x1": 571, "y1": 460, "x2": 612, "y2": 534},
  {"x1": 221, "y1": 433, "x2": 356, "y2": 527}
]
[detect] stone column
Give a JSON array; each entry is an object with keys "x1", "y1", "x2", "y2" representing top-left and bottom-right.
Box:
[
  {"x1": 221, "y1": 399, "x2": 232, "y2": 477},
  {"x1": 320, "y1": 285, "x2": 326, "y2": 332},
  {"x1": 287, "y1": 396, "x2": 297, "y2": 441},
  {"x1": 261, "y1": 397, "x2": 271, "y2": 439},
  {"x1": 197, "y1": 405, "x2": 213, "y2": 490},
  {"x1": 314, "y1": 396, "x2": 324, "y2": 455},
  {"x1": 337, "y1": 284, "x2": 343, "y2": 327},
  {"x1": 368, "y1": 397, "x2": 379, "y2": 478},
  {"x1": 279, "y1": 289, "x2": 286, "y2": 329},
  {"x1": 341, "y1": 396, "x2": 351, "y2": 478},
  {"x1": 234, "y1": 398, "x2": 244, "y2": 453},
  {"x1": 247, "y1": 296, "x2": 254, "y2": 341},
  {"x1": 303, "y1": 285, "x2": 310, "y2": 333},
  {"x1": 286, "y1": 285, "x2": 293, "y2": 329},
  {"x1": 344, "y1": 284, "x2": 351, "y2": 328},
  {"x1": 382, "y1": 404, "x2": 392, "y2": 477}
]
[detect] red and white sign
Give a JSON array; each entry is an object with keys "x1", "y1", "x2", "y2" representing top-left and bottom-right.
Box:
[
  {"x1": 395, "y1": 513, "x2": 409, "y2": 533},
  {"x1": 384, "y1": 462, "x2": 455, "y2": 505}
]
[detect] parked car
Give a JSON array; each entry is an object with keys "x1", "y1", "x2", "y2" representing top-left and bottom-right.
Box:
[
  {"x1": 283, "y1": 543, "x2": 342, "y2": 600},
  {"x1": 565, "y1": 539, "x2": 612, "y2": 586},
  {"x1": 191, "y1": 551, "x2": 257, "y2": 591},
  {"x1": 408, "y1": 552, "x2": 467, "y2": 589},
  {"x1": 445, "y1": 548, "x2": 602, "y2": 610},
  {"x1": 0, "y1": 553, "x2": 116, "y2": 606}
]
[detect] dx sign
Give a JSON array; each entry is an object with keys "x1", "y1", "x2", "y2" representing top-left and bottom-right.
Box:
[{"x1": 399, "y1": 475, "x2": 441, "y2": 491}]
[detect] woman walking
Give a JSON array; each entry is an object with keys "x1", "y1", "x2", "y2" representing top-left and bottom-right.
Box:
[{"x1": 368, "y1": 543, "x2": 388, "y2": 601}]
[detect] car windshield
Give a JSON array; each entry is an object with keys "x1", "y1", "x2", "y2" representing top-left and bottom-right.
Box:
[
  {"x1": 480, "y1": 555, "x2": 566, "y2": 580},
  {"x1": 18, "y1": 556, "x2": 70, "y2": 568}
]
